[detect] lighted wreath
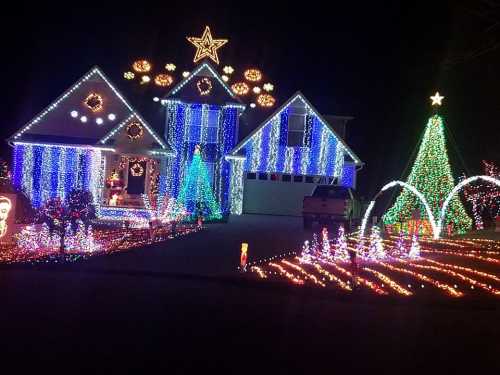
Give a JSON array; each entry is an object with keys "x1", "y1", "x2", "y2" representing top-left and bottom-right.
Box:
[
  {"x1": 130, "y1": 163, "x2": 144, "y2": 177},
  {"x1": 84, "y1": 93, "x2": 103, "y2": 112},
  {"x1": 154, "y1": 73, "x2": 173, "y2": 87},
  {"x1": 231, "y1": 82, "x2": 249, "y2": 95},
  {"x1": 197, "y1": 77, "x2": 212, "y2": 96},
  {"x1": 244, "y1": 69, "x2": 262, "y2": 82},
  {"x1": 132, "y1": 60, "x2": 152, "y2": 73},
  {"x1": 126, "y1": 122, "x2": 144, "y2": 140},
  {"x1": 257, "y1": 93, "x2": 276, "y2": 107}
]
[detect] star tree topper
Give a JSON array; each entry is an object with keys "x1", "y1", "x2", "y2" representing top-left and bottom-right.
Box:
[
  {"x1": 187, "y1": 26, "x2": 228, "y2": 65},
  {"x1": 430, "y1": 91, "x2": 444, "y2": 106}
]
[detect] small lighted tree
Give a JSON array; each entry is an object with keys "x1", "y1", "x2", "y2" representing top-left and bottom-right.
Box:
[
  {"x1": 311, "y1": 233, "x2": 320, "y2": 255},
  {"x1": 367, "y1": 225, "x2": 385, "y2": 259},
  {"x1": 300, "y1": 240, "x2": 311, "y2": 263},
  {"x1": 392, "y1": 231, "x2": 406, "y2": 257},
  {"x1": 321, "y1": 227, "x2": 331, "y2": 259},
  {"x1": 334, "y1": 225, "x2": 349, "y2": 261},
  {"x1": 408, "y1": 234, "x2": 421, "y2": 259},
  {"x1": 176, "y1": 145, "x2": 221, "y2": 221}
]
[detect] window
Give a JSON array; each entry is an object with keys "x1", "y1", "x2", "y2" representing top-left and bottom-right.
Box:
[
  {"x1": 247, "y1": 172, "x2": 256, "y2": 180},
  {"x1": 287, "y1": 113, "x2": 305, "y2": 147},
  {"x1": 305, "y1": 176, "x2": 314, "y2": 183},
  {"x1": 313, "y1": 186, "x2": 350, "y2": 199},
  {"x1": 282, "y1": 174, "x2": 291, "y2": 182},
  {"x1": 186, "y1": 107, "x2": 220, "y2": 144},
  {"x1": 293, "y1": 175, "x2": 303, "y2": 183},
  {"x1": 258, "y1": 173, "x2": 268, "y2": 180}
]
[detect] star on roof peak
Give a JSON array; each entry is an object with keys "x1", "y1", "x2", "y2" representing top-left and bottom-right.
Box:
[{"x1": 187, "y1": 26, "x2": 228, "y2": 65}]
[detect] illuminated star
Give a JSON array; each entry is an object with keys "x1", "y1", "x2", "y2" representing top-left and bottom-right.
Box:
[
  {"x1": 430, "y1": 92, "x2": 444, "y2": 106},
  {"x1": 187, "y1": 26, "x2": 228, "y2": 65}
]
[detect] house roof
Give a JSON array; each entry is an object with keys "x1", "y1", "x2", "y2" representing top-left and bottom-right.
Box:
[
  {"x1": 99, "y1": 113, "x2": 173, "y2": 154},
  {"x1": 163, "y1": 61, "x2": 244, "y2": 106},
  {"x1": 8, "y1": 66, "x2": 170, "y2": 152},
  {"x1": 230, "y1": 91, "x2": 363, "y2": 166}
]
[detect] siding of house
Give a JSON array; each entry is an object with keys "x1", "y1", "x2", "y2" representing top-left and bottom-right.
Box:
[
  {"x1": 164, "y1": 101, "x2": 240, "y2": 213},
  {"x1": 238, "y1": 100, "x2": 345, "y2": 180}
]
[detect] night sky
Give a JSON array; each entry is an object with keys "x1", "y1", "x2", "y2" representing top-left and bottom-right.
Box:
[{"x1": 2, "y1": 1, "x2": 499, "y2": 202}]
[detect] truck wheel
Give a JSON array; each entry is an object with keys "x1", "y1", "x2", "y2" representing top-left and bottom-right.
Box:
[{"x1": 303, "y1": 218, "x2": 312, "y2": 229}]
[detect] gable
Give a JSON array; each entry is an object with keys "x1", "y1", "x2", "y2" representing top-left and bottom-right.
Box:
[
  {"x1": 230, "y1": 93, "x2": 363, "y2": 177},
  {"x1": 100, "y1": 114, "x2": 172, "y2": 153},
  {"x1": 10, "y1": 67, "x2": 135, "y2": 145},
  {"x1": 165, "y1": 62, "x2": 242, "y2": 106}
]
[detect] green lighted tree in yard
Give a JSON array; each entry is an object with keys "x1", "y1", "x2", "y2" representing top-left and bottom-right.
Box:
[
  {"x1": 383, "y1": 93, "x2": 472, "y2": 234},
  {"x1": 176, "y1": 145, "x2": 222, "y2": 221}
]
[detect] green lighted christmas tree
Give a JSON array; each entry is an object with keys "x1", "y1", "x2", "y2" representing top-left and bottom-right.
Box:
[
  {"x1": 383, "y1": 92, "x2": 472, "y2": 234},
  {"x1": 176, "y1": 145, "x2": 222, "y2": 221}
]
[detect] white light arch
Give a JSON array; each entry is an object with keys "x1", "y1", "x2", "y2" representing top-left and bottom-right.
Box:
[
  {"x1": 438, "y1": 175, "x2": 500, "y2": 235},
  {"x1": 360, "y1": 180, "x2": 440, "y2": 239}
]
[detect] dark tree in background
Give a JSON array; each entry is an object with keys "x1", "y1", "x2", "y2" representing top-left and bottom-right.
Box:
[{"x1": 0, "y1": 159, "x2": 10, "y2": 190}]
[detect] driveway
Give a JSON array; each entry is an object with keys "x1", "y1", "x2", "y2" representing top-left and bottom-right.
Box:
[
  {"x1": 65, "y1": 214, "x2": 309, "y2": 277},
  {"x1": 1, "y1": 214, "x2": 499, "y2": 372}
]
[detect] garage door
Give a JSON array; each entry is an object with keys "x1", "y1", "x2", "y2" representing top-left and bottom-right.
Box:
[{"x1": 243, "y1": 173, "x2": 319, "y2": 216}]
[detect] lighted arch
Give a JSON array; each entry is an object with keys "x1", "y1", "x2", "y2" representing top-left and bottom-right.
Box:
[
  {"x1": 360, "y1": 180, "x2": 440, "y2": 239},
  {"x1": 438, "y1": 175, "x2": 500, "y2": 235}
]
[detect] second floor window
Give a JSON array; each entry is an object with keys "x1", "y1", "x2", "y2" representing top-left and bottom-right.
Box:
[{"x1": 186, "y1": 107, "x2": 220, "y2": 144}]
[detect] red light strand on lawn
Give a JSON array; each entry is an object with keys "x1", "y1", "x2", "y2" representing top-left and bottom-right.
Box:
[
  {"x1": 374, "y1": 260, "x2": 463, "y2": 297},
  {"x1": 395, "y1": 258, "x2": 500, "y2": 295},
  {"x1": 362, "y1": 267, "x2": 413, "y2": 296}
]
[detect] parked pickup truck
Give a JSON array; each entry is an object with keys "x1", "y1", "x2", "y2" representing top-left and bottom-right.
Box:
[{"x1": 303, "y1": 185, "x2": 361, "y2": 230}]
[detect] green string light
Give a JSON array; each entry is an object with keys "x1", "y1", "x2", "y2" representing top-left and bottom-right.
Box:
[
  {"x1": 176, "y1": 146, "x2": 222, "y2": 221},
  {"x1": 383, "y1": 114, "x2": 472, "y2": 234}
]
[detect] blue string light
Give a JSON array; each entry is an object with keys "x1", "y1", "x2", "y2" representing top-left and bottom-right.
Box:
[
  {"x1": 31, "y1": 146, "x2": 43, "y2": 207},
  {"x1": 50, "y1": 147, "x2": 60, "y2": 197},
  {"x1": 341, "y1": 163, "x2": 356, "y2": 187},
  {"x1": 12, "y1": 144, "x2": 24, "y2": 190},
  {"x1": 164, "y1": 100, "x2": 240, "y2": 216},
  {"x1": 238, "y1": 106, "x2": 345, "y2": 177}
]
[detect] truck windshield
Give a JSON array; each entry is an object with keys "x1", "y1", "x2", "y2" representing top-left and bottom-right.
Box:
[{"x1": 313, "y1": 186, "x2": 350, "y2": 199}]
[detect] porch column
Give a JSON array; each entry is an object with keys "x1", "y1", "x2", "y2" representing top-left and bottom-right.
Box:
[{"x1": 228, "y1": 157, "x2": 245, "y2": 215}]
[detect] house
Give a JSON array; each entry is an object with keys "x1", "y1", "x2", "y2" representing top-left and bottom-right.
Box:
[
  {"x1": 227, "y1": 92, "x2": 363, "y2": 216},
  {"x1": 161, "y1": 62, "x2": 245, "y2": 215},
  {"x1": 9, "y1": 65, "x2": 363, "y2": 220},
  {"x1": 8, "y1": 66, "x2": 174, "y2": 221}
]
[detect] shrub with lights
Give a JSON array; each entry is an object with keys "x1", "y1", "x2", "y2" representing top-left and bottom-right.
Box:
[
  {"x1": 462, "y1": 160, "x2": 500, "y2": 230},
  {"x1": 38, "y1": 190, "x2": 95, "y2": 252}
]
